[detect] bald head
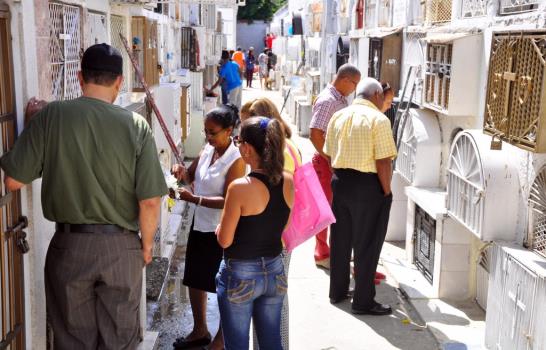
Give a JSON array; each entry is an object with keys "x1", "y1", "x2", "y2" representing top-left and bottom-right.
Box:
[
  {"x1": 356, "y1": 77, "x2": 384, "y2": 109},
  {"x1": 332, "y1": 64, "x2": 361, "y2": 96}
]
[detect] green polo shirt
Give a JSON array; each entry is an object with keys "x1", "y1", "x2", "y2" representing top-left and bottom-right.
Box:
[{"x1": 0, "y1": 96, "x2": 168, "y2": 232}]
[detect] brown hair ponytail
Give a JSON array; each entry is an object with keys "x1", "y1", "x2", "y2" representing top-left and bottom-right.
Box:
[{"x1": 240, "y1": 117, "x2": 285, "y2": 185}]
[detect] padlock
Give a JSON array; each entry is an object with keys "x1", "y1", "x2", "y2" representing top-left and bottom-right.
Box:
[
  {"x1": 16, "y1": 231, "x2": 30, "y2": 254},
  {"x1": 490, "y1": 134, "x2": 503, "y2": 150}
]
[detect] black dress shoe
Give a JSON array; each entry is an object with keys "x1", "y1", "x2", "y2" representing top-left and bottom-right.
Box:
[
  {"x1": 330, "y1": 295, "x2": 349, "y2": 304},
  {"x1": 330, "y1": 288, "x2": 356, "y2": 304},
  {"x1": 351, "y1": 302, "x2": 392, "y2": 315}
]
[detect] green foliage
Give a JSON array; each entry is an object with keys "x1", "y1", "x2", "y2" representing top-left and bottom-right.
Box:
[{"x1": 237, "y1": 0, "x2": 287, "y2": 21}]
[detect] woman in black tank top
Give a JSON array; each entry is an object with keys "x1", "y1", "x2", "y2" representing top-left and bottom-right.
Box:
[{"x1": 215, "y1": 117, "x2": 294, "y2": 350}]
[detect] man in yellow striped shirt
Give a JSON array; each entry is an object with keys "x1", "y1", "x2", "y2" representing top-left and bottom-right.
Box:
[{"x1": 324, "y1": 78, "x2": 397, "y2": 316}]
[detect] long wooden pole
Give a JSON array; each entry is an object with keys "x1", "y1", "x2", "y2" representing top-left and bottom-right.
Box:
[{"x1": 119, "y1": 33, "x2": 184, "y2": 165}]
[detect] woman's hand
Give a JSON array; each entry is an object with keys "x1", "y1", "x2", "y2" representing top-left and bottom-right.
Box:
[
  {"x1": 171, "y1": 163, "x2": 187, "y2": 182},
  {"x1": 178, "y1": 187, "x2": 196, "y2": 203}
]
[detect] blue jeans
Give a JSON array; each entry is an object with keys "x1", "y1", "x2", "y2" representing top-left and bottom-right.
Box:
[{"x1": 216, "y1": 255, "x2": 287, "y2": 350}]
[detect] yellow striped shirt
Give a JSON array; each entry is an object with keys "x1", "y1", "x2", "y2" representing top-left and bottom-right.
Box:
[{"x1": 324, "y1": 98, "x2": 397, "y2": 173}]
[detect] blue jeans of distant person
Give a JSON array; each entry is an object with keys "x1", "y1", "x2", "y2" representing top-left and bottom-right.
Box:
[{"x1": 216, "y1": 255, "x2": 287, "y2": 350}]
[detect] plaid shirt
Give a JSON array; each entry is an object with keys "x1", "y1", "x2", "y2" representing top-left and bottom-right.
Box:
[
  {"x1": 325, "y1": 98, "x2": 397, "y2": 173},
  {"x1": 309, "y1": 84, "x2": 347, "y2": 132}
]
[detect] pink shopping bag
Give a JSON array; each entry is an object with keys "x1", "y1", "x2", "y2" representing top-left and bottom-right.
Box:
[{"x1": 282, "y1": 147, "x2": 336, "y2": 252}]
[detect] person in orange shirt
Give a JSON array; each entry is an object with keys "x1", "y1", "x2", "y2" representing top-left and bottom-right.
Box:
[{"x1": 232, "y1": 47, "x2": 245, "y2": 79}]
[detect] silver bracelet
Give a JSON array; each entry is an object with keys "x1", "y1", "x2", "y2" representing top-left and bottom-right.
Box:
[{"x1": 197, "y1": 196, "x2": 203, "y2": 206}]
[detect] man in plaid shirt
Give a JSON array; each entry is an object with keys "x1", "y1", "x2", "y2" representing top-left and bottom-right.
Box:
[{"x1": 309, "y1": 64, "x2": 361, "y2": 269}]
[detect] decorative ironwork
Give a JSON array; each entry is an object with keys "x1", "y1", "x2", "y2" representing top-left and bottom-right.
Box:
[
  {"x1": 404, "y1": 32, "x2": 425, "y2": 105},
  {"x1": 365, "y1": 0, "x2": 377, "y2": 29},
  {"x1": 395, "y1": 113, "x2": 416, "y2": 183},
  {"x1": 84, "y1": 12, "x2": 107, "y2": 49},
  {"x1": 190, "y1": 71, "x2": 203, "y2": 110},
  {"x1": 201, "y1": 4, "x2": 216, "y2": 31},
  {"x1": 110, "y1": 15, "x2": 130, "y2": 93},
  {"x1": 413, "y1": 206, "x2": 436, "y2": 284},
  {"x1": 461, "y1": 0, "x2": 487, "y2": 18},
  {"x1": 497, "y1": 256, "x2": 537, "y2": 349},
  {"x1": 500, "y1": 0, "x2": 540, "y2": 15},
  {"x1": 48, "y1": 3, "x2": 82, "y2": 100},
  {"x1": 425, "y1": 43, "x2": 452, "y2": 110},
  {"x1": 378, "y1": 0, "x2": 391, "y2": 27},
  {"x1": 447, "y1": 133, "x2": 485, "y2": 235},
  {"x1": 484, "y1": 32, "x2": 546, "y2": 152},
  {"x1": 181, "y1": 27, "x2": 197, "y2": 71},
  {"x1": 425, "y1": 0, "x2": 452, "y2": 23},
  {"x1": 369, "y1": 38, "x2": 382, "y2": 81},
  {"x1": 529, "y1": 166, "x2": 546, "y2": 258}
]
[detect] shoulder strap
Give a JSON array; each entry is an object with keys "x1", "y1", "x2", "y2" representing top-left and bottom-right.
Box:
[{"x1": 286, "y1": 141, "x2": 301, "y2": 169}]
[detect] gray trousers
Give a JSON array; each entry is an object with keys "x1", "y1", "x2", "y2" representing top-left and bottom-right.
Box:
[{"x1": 45, "y1": 231, "x2": 144, "y2": 350}]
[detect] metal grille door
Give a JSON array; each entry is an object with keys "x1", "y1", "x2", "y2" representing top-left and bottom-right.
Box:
[
  {"x1": 110, "y1": 15, "x2": 130, "y2": 93},
  {"x1": 425, "y1": 0, "x2": 452, "y2": 23},
  {"x1": 500, "y1": 0, "x2": 540, "y2": 15},
  {"x1": 425, "y1": 43, "x2": 452, "y2": 110},
  {"x1": 413, "y1": 206, "x2": 436, "y2": 284},
  {"x1": 48, "y1": 3, "x2": 82, "y2": 100},
  {"x1": 378, "y1": 0, "x2": 391, "y2": 27},
  {"x1": 0, "y1": 7, "x2": 26, "y2": 349},
  {"x1": 84, "y1": 12, "x2": 107, "y2": 49},
  {"x1": 461, "y1": 0, "x2": 487, "y2": 18},
  {"x1": 447, "y1": 132, "x2": 485, "y2": 235},
  {"x1": 497, "y1": 257, "x2": 537, "y2": 350},
  {"x1": 529, "y1": 166, "x2": 546, "y2": 258},
  {"x1": 368, "y1": 39, "x2": 382, "y2": 82},
  {"x1": 484, "y1": 32, "x2": 546, "y2": 153},
  {"x1": 365, "y1": 0, "x2": 377, "y2": 28},
  {"x1": 181, "y1": 27, "x2": 196, "y2": 71},
  {"x1": 395, "y1": 113, "x2": 416, "y2": 183}
]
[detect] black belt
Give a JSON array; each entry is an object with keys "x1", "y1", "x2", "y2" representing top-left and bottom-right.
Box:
[{"x1": 56, "y1": 223, "x2": 137, "y2": 235}]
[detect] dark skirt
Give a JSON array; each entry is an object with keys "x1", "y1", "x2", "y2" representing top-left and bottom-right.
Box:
[{"x1": 182, "y1": 228, "x2": 223, "y2": 293}]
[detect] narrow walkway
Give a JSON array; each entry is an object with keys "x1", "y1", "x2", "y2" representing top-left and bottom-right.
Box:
[{"x1": 146, "y1": 82, "x2": 439, "y2": 350}]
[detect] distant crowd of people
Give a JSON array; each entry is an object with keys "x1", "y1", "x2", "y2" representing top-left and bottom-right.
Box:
[
  {"x1": 1, "y1": 41, "x2": 397, "y2": 350},
  {"x1": 206, "y1": 33, "x2": 279, "y2": 103}
]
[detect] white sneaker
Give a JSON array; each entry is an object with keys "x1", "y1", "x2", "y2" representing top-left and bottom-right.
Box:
[{"x1": 316, "y1": 258, "x2": 330, "y2": 270}]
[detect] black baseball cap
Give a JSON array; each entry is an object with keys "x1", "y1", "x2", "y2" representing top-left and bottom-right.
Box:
[{"x1": 81, "y1": 43, "x2": 123, "y2": 75}]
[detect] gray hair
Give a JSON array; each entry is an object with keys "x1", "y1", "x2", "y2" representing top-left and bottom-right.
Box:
[
  {"x1": 336, "y1": 64, "x2": 361, "y2": 80},
  {"x1": 355, "y1": 77, "x2": 383, "y2": 99}
]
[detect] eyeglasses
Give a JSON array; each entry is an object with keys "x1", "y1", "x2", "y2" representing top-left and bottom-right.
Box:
[
  {"x1": 233, "y1": 136, "x2": 245, "y2": 147},
  {"x1": 204, "y1": 128, "x2": 225, "y2": 137}
]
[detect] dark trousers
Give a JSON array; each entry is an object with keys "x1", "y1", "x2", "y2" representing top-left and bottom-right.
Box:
[
  {"x1": 45, "y1": 231, "x2": 144, "y2": 350},
  {"x1": 329, "y1": 169, "x2": 393, "y2": 310}
]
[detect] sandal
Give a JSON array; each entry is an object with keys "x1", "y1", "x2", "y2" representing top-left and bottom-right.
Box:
[{"x1": 173, "y1": 333, "x2": 212, "y2": 349}]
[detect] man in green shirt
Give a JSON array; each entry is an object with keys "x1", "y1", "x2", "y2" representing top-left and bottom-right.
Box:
[{"x1": 0, "y1": 44, "x2": 168, "y2": 349}]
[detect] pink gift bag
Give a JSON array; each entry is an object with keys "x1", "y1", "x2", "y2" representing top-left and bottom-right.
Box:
[{"x1": 282, "y1": 146, "x2": 336, "y2": 252}]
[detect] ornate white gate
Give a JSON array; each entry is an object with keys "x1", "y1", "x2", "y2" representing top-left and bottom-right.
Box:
[
  {"x1": 84, "y1": 12, "x2": 107, "y2": 49},
  {"x1": 529, "y1": 166, "x2": 546, "y2": 258},
  {"x1": 48, "y1": 3, "x2": 82, "y2": 100},
  {"x1": 110, "y1": 15, "x2": 130, "y2": 93}
]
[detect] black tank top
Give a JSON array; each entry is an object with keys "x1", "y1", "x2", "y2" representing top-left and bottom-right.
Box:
[{"x1": 224, "y1": 172, "x2": 291, "y2": 259}]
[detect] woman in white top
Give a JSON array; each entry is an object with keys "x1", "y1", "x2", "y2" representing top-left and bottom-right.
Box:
[{"x1": 172, "y1": 104, "x2": 246, "y2": 350}]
